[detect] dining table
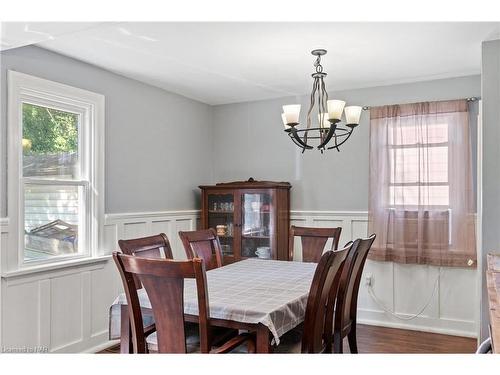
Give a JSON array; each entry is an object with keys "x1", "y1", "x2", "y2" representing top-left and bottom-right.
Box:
[{"x1": 109, "y1": 258, "x2": 317, "y2": 353}]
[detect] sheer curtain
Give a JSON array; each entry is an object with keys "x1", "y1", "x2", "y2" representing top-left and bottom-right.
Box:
[{"x1": 368, "y1": 99, "x2": 476, "y2": 267}]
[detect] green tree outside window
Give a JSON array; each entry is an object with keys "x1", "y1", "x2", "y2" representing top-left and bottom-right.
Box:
[{"x1": 22, "y1": 103, "x2": 78, "y2": 155}]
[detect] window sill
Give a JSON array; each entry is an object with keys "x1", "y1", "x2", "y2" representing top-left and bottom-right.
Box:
[{"x1": 1, "y1": 255, "x2": 112, "y2": 279}]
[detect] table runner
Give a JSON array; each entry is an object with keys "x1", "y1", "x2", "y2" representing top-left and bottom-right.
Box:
[{"x1": 109, "y1": 258, "x2": 317, "y2": 345}]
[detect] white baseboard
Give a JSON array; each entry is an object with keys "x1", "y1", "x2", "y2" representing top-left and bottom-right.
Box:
[
  {"x1": 51, "y1": 331, "x2": 115, "y2": 353},
  {"x1": 357, "y1": 309, "x2": 477, "y2": 338},
  {"x1": 85, "y1": 339, "x2": 120, "y2": 354}
]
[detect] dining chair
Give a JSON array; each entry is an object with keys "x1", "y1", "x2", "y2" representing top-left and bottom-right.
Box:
[
  {"x1": 119, "y1": 233, "x2": 173, "y2": 289},
  {"x1": 178, "y1": 228, "x2": 223, "y2": 270},
  {"x1": 289, "y1": 225, "x2": 342, "y2": 263},
  {"x1": 113, "y1": 252, "x2": 254, "y2": 353},
  {"x1": 301, "y1": 245, "x2": 351, "y2": 353},
  {"x1": 237, "y1": 243, "x2": 352, "y2": 354},
  {"x1": 330, "y1": 234, "x2": 376, "y2": 353},
  {"x1": 118, "y1": 233, "x2": 173, "y2": 259},
  {"x1": 114, "y1": 233, "x2": 174, "y2": 352}
]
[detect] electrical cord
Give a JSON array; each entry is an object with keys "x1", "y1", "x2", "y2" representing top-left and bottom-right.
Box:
[{"x1": 367, "y1": 268, "x2": 442, "y2": 321}]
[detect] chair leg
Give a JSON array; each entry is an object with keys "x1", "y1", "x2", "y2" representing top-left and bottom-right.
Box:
[
  {"x1": 120, "y1": 305, "x2": 133, "y2": 354},
  {"x1": 333, "y1": 332, "x2": 343, "y2": 354},
  {"x1": 247, "y1": 337, "x2": 256, "y2": 353},
  {"x1": 347, "y1": 327, "x2": 358, "y2": 354}
]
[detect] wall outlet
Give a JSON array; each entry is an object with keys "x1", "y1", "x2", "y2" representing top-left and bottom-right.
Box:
[{"x1": 365, "y1": 274, "x2": 373, "y2": 287}]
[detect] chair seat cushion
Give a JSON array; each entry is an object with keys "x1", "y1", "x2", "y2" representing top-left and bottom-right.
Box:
[
  {"x1": 146, "y1": 332, "x2": 202, "y2": 353},
  {"x1": 146, "y1": 324, "x2": 251, "y2": 353},
  {"x1": 146, "y1": 322, "x2": 200, "y2": 353}
]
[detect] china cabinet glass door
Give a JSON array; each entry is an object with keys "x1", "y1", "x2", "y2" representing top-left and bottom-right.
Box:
[
  {"x1": 240, "y1": 191, "x2": 273, "y2": 259},
  {"x1": 207, "y1": 193, "x2": 235, "y2": 257}
]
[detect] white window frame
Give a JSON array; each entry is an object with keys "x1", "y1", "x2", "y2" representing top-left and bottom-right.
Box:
[{"x1": 6, "y1": 71, "x2": 104, "y2": 272}]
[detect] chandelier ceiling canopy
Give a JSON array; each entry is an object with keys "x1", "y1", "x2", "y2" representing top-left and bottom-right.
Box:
[{"x1": 281, "y1": 49, "x2": 363, "y2": 153}]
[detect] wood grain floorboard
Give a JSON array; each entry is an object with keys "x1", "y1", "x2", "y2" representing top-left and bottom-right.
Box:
[
  {"x1": 353, "y1": 325, "x2": 476, "y2": 353},
  {"x1": 99, "y1": 324, "x2": 477, "y2": 354}
]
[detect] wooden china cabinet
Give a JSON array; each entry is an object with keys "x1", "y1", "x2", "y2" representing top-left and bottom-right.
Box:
[{"x1": 199, "y1": 179, "x2": 291, "y2": 262}]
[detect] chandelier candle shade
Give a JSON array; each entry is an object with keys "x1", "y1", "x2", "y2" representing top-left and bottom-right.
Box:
[
  {"x1": 282, "y1": 105, "x2": 301, "y2": 126},
  {"x1": 327, "y1": 100, "x2": 346, "y2": 121},
  {"x1": 281, "y1": 49, "x2": 363, "y2": 153},
  {"x1": 345, "y1": 106, "x2": 363, "y2": 126}
]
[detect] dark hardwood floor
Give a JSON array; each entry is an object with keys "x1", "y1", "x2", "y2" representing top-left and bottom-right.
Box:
[
  {"x1": 99, "y1": 324, "x2": 477, "y2": 354},
  {"x1": 354, "y1": 324, "x2": 476, "y2": 353}
]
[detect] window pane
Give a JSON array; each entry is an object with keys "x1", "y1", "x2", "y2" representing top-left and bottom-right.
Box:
[
  {"x1": 390, "y1": 148, "x2": 419, "y2": 183},
  {"x1": 422, "y1": 147, "x2": 448, "y2": 183},
  {"x1": 389, "y1": 122, "x2": 448, "y2": 145},
  {"x1": 22, "y1": 103, "x2": 80, "y2": 179},
  {"x1": 390, "y1": 146, "x2": 448, "y2": 184},
  {"x1": 389, "y1": 185, "x2": 449, "y2": 206},
  {"x1": 24, "y1": 184, "x2": 82, "y2": 262}
]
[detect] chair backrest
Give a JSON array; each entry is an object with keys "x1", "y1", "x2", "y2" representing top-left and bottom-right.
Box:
[
  {"x1": 178, "y1": 229, "x2": 223, "y2": 270},
  {"x1": 301, "y1": 244, "x2": 351, "y2": 353},
  {"x1": 334, "y1": 234, "x2": 376, "y2": 333},
  {"x1": 118, "y1": 233, "x2": 173, "y2": 289},
  {"x1": 118, "y1": 233, "x2": 173, "y2": 259},
  {"x1": 113, "y1": 252, "x2": 211, "y2": 353},
  {"x1": 289, "y1": 226, "x2": 342, "y2": 262}
]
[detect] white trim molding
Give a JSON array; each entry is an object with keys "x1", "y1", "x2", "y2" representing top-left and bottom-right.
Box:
[
  {"x1": 102, "y1": 210, "x2": 200, "y2": 260},
  {"x1": 105, "y1": 210, "x2": 199, "y2": 221},
  {"x1": 1, "y1": 256, "x2": 111, "y2": 279},
  {"x1": 6, "y1": 71, "x2": 105, "y2": 273},
  {"x1": 476, "y1": 100, "x2": 483, "y2": 344},
  {"x1": 291, "y1": 210, "x2": 368, "y2": 217}
]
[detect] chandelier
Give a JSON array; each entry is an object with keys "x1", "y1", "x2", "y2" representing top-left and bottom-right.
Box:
[{"x1": 281, "y1": 49, "x2": 362, "y2": 153}]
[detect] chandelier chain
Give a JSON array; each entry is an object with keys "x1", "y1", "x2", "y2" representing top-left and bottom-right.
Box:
[
  {"x1": 304, "y1": 77, "x2": 319, "y2": 146},
  {"x1": 314, "y1": 55, "x2": 323, "y2": 73},
  {"x1": 320, "y1": 78, "x2": 329, "y2": 144}
]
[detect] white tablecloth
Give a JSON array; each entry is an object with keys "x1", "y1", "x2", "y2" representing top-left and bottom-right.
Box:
[{"x1": 109, "y1": 258, "x2": 317, "y2": 345}]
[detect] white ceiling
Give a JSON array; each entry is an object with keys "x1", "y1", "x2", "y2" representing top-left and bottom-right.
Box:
[
  {"x1": 0, "y1": 22, "x2": 103, "y2": 51},
  {"x1": 2, "y1": 22, "x2": 500, "y2": 105}
]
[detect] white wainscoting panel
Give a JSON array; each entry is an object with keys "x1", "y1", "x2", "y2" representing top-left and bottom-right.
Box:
[
  {"x1": 104, "y1": 210, "x2": 198, "y2": 259},
  {"x1": 0, "y1": 209, "x2": 478, "y2": 353},
  {"x1": 0, "y1": 210, "x2": 199, "y2": 353},
  {"x1": 291, "y1": 210, "x2": 478, "y2": 338},
  {"x1": 1, "y1": 259, "x2": 119, "y2": 353}
]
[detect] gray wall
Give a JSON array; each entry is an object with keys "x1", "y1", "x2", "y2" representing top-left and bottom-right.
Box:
[
  {"x1": 0, "y1": 46, "x2": 214, "y2": 215},
  {"x1": 480, "y1": 39, "x2": 500, "y2": 340},
  {"x1": 212, "y1": 76, "x2": 481, "y2": 210},
  {"x1": 0, "y1": 47, "x2": 482, "y2": 215}
]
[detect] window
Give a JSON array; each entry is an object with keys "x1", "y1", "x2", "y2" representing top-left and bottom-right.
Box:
[
  {"x1": 388, "y1": 120, "x2": 449, "y2": 207},
  {"x1": 8, "y1": 71, "x2": 104, "y2": 268},
  {"x1": 368, "y1": 100, "x2": 476, "y2": 267}
]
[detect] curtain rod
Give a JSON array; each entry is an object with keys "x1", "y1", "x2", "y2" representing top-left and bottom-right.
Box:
[{"x1": 362, "y1": 97, "x2": 481, "y2": 110}]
